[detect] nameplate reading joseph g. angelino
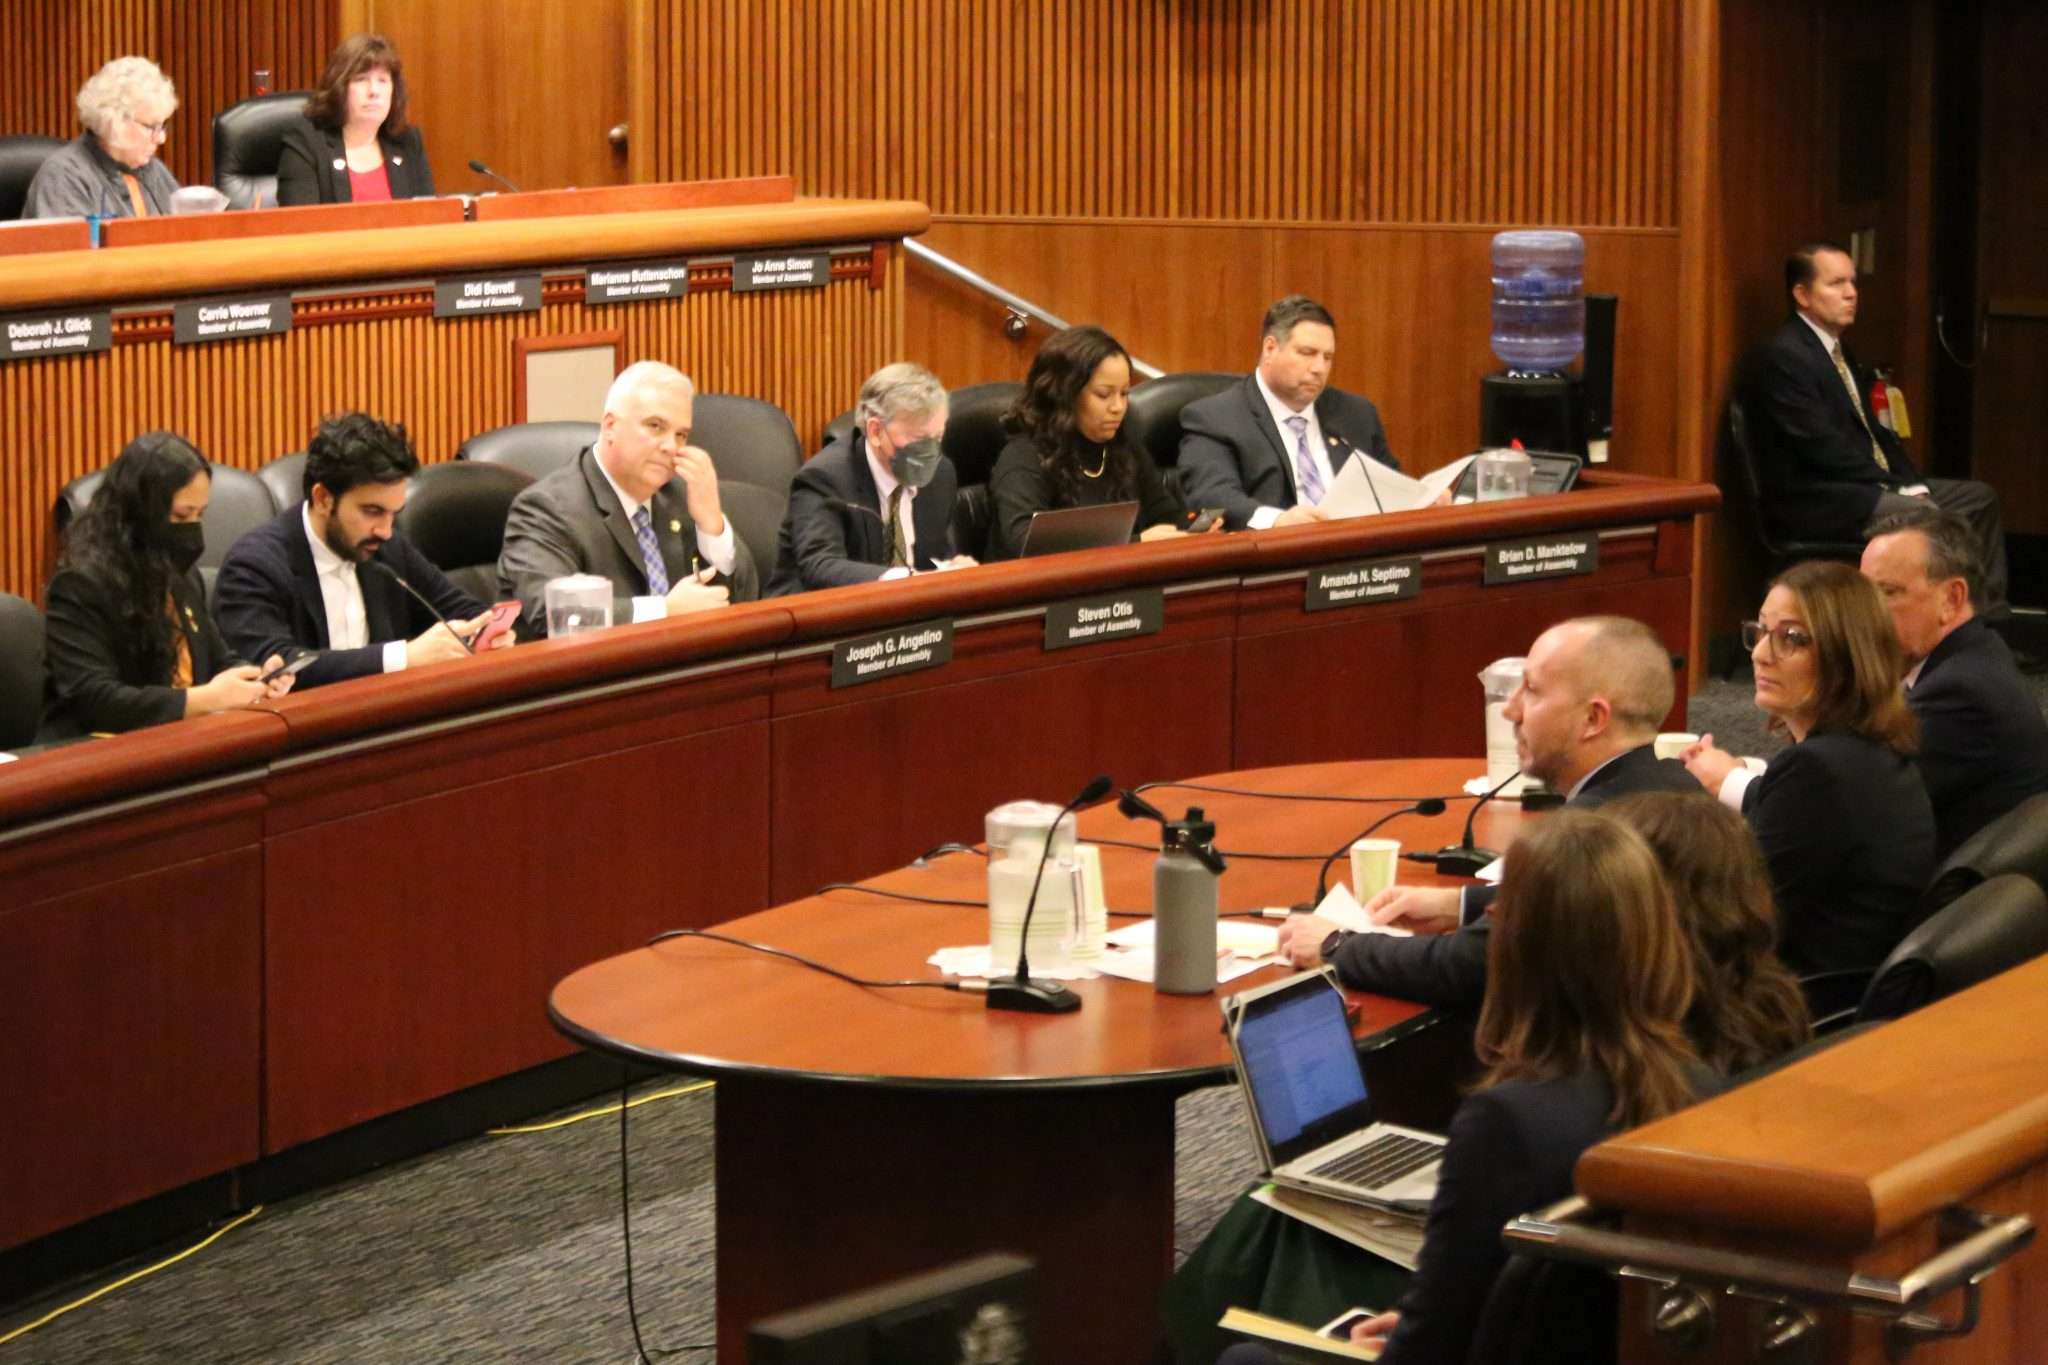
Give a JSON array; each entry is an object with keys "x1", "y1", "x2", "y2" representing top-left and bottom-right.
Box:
[
  {"x1": 733, "y1": 252, "x2": 831, "y2": 292},
  {"x1": 172, "y1": 294, "x2": 292, "y2": 344},
  {"x1": 585, "y1": 259, "x2": 692, "y2": 304},
  {"x1": 1, "y1": 308, "x2": 111, "y2": 361},
  {"x1": 1304, "y1": 556, "x2": 1422, "y2": 612},
  {"x1": 1483, "y1": 534, "x2": 1599, "y2": 585},
  {"x1": 433, "y1": 273, "x2": 543, "y2": 318},
  {"x1": 830, "y1": 619, "x2": 955, "y2": 688},
  {"x1": 1044, "y1": 588, "x2": 1164, "y2": 651}
]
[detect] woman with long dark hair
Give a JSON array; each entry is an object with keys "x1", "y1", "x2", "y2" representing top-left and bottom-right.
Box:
[
  {"x1": 987, "y1": 324, "x2": 1192, "y2": 559},
  {"x1": 44, "y1": 432, "x2": 290, "y2": 736}
]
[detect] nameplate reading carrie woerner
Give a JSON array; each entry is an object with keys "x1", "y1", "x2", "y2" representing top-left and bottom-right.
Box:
[
  {"x1": 1, "y1": 308, "x2": 111, "y2": 361},
  {"x1": 433, "y1": 273, "x2": 542, "y2": 318},
  {"x1": 1483, "y1": 534, "x2": 1599, "y2": 585},
  {"x1": 1304, "y1": 556, "x2": 1422, "y2": 612},
  {"x1": 733, "y1": 252, "x2": 831, "y2": 292},
  {"x1": 829, "y1": 620, "x2": 955, "y2": 688},
  {"x1": 172, "y1": 294, "x2": 291, "y2": 344},
  {"x1": 1043, "y1": 588, "x2": 1164, "y2": 651}
]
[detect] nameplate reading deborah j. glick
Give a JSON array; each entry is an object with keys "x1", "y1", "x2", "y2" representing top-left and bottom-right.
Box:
[
  {"x1": 1304, "y1": 556, "x2": 1422, "y2": 612},
  {"x1": 1, "y1": 308, "x2": 111, "y2": 361},
  {"x1": 830, "y1": 620, "x2": 954, "y2": 688},
  {"x1": 1044, "y1": 588, "x2": 1164, "y2": 651},
  {"x1": 433, "y1": 273, "x2": 542, "y2": 318},
  {"x1": 1483, "y1": 534, "x2": 1599, "y2": 586}
]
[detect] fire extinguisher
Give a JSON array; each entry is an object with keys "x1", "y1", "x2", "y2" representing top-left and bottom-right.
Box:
[{"x1": 1870, "y1": 370, "x2": 1895, "y2": 433}]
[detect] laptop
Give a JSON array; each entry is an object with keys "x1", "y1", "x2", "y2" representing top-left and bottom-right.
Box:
[
  {"x1": 1222, "y1": 968, "x2": 1445, "y2": 1210},
  {"x1": 1018, "y1": 500, "x2": 1140, "y2": 558}
]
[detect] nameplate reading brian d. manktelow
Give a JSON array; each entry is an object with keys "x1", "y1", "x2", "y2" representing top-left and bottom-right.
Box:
[
  {"x1": 829, "y1": 619, "x2": 955, "y2": 688},
  {"x1": 1043, "y1": 588, "x2": 1164, "y2": 651},
  {"x1": 585, "y1": 259, "x2": 691, "y2": 304},
  {"x1": 1, "y1": 308, "x2": 111, "y2": 361},
  {"x1": 1483, "y1": 534, "x2": 1599, "y2": 585},
  {"x1": 433, "y1": 273, "x2": 543, "y2": 318},
  {"x1": 733, "y1": 252, "x2": 831, "y2": 292},
  {"x1": 1304, "y1": 556, "x2": 1422, "y2": 612},
  {"x1": 172, "y1": 295, "x2": 292, "y2": 344}
]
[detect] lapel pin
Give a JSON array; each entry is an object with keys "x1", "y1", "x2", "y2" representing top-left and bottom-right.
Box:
[
  {"x1": 392, "y1": 155, "x2": 404, "y2": 166},
  {"x1": 331, "y1": 158, "x2": 346, "y2": 171},
  {"x1": 669, "y1": 519, "x2": 682, "y2": 534}
]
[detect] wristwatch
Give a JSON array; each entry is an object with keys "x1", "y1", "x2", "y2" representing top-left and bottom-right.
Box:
[{"x1": 1319, "y1": 928, "x2": 1353, "y2": 962}]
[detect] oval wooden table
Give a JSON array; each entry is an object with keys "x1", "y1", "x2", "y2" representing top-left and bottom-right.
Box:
[{"x1": 549, "y1": 758, "x2": 1531, "y2": 1361}]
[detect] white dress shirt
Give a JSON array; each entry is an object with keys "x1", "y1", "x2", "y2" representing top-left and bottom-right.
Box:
[
  {"x1": 303, "y1": 504, "x2": 408, "y2": 673},
  {"x1": 867, "y1": 444, "x2": 918, "y2": 580},
  {"x1": 1247, "y1": 369, "x2": 1336, "y2": 530},
  {"x1": 592, "y1": 459, "x2": 738, "y2": 622}
]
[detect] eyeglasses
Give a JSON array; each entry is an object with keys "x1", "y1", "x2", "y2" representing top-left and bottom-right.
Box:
[
  {"x1": 1741, "y1": 620, "x2": 1813, "y2": 657},
  {"x1": 125, "y1": 112, "x2": 170, "y2": 138}
]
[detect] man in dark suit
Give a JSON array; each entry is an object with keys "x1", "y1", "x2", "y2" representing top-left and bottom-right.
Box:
[
  {"x1": 1742, "y1": 241, "x2": 2008, "y2": 613},
  {"x1": 1277, "y1": 616, "x2": 1702, "y2": 1005},
  {"x1": 1863, "y1": 504, "x2": 2048, "y2": 860},
  {"x1": 498, "y1": 360, "x2": 759, "y2": 636},
  {"x1": 766, "y1": 362, "x2": 974, "y2": 596},
  {"x1": 215, "y1": 413, "x2": 498, "y2": 689},
  {"x1": 1177, "y1": 295, "x2": 1402, "y2": 531}
]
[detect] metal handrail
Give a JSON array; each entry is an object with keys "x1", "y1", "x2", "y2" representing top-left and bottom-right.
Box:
[{"x1": 903, "y1": 238, "x2": 1165, "y2": 380}]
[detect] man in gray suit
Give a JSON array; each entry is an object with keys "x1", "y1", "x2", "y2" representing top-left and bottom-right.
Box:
[{"x1": 498, "y1": 360, "x2": 759, "y2": 636}]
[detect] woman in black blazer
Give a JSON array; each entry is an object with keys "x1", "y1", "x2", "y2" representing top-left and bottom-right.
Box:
[
  {"x1": 44, "y1": 433, "x2": 291, "y2": 737},
  {"x1": 276, "y1": 34, "x2": 435, "y2": 207}
]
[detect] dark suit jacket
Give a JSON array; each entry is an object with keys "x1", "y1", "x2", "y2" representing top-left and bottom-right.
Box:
[
  {"x1": 986, "y1": 434, "x2": 1184, "y2": 561},
  {"x1": 1330, "y1": 744, "x2": 1705, "y2": 1007},
  {"x1": 497, "y1": 447, "x2": 761, "y2": 637},
  {"x1": 1744, "y1": 730, "x2": 1935, "y2": 973},
  {"x1": 1909, "y1": 619, "x2": 2048, "y2": 861},
  {"x1": 213, "y1": 507, "x2": 483, "y2": 690},
  {"x1": 275, "y1": 117, "x2": 435, "y2": 206},
  {"x1": 43, "y1": 565, "x2": 240, "y2": 736},
  {"x1": 1177, "y1": 375, "x2": 1398, "y2": 531},
  {"x1": 1741, "y1": 317, "x2": 1917, "y2": 545},
  {"x1": 765, "y1": 433, "x2": 959, "y2": 596}
]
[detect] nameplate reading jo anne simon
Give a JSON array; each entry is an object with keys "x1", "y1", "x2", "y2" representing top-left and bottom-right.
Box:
[
  {"x1": 733, "y1": 252, "x2": 831, "y2": 293},
  {"x1": 1, "y1": 308, "x2": 111, "y2": 361},
  {"x1": 1304, "y1": 556, "x2": 1422, "y2": 612},
  {"x1": 829, "y1": 619, "x2": 954, "y2": 688},
  {"x1": 1483, "y1": 534, "x2": 1599, "y2": 585},
  {"x1": 585, "y1": 258, "x2": 691, "y2": 304},
  {"x1": 433, "y1": 273, "x2": 542, "y2": 318},
  {"x1": 172, "y1": 295, "x2": 291, "y2": 345},
  {"x1": 1044, "y1": 588, "x2": 1164, "y2": 651}
]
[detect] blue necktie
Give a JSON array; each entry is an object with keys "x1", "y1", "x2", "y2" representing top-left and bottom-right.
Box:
[
  {"x1": 1287, "y1": 415, "x2": 1324, "y2": 504},
  {"x1": 631, "y1": 506, "x2": 669, "y2": 595}
]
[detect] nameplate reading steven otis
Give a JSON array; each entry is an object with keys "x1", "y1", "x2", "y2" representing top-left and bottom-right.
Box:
[
  {"x1": 585, "y1": 259, "x2": 691, "y2": 304},
  {"x1": 433, "y1": 273, "x2": 542, "y2": 318},
  {"x1": 1043, "y1": 588, "x2": 1164, "y2": 652},
  {"x1": 733, "y1": 252, "x2": 831, "y2": 293},
  {"x1": 1483, "y1": 534, "x2": 1599, "y2": 586},
  {"x1": 172, "y1": 295, "x2": 292, "y2": 345},
  {"x1": 1304, "y1": 556, "x2": 1423, "y2": 612},
  {"x1": 830, "y1": 619, "x2": 955, "y2": 688},
  {"x1": 1, "y1": 309, "x2": 111, "y2": 362}
]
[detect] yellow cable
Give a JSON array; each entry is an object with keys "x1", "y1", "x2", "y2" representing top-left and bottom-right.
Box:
[
  {"x1": 486, "y1": 1080, "x2": 714, "y2": 1135},
  {"x1": 0, "y1": 1205, "x2": 263, "y2": 1348}
]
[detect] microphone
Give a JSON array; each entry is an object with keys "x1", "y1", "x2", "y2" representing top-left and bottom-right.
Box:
[
  {"x1": 1300, "y1": 798, "x2": 1449, "y2": 909},
  {"x1": 987, "y1": 773, "x2": 1113, "y2": 1015},
  {"x1": 823, "y1": 497, "x2": 885, "y2": 524},
  {"x1": 468, "y1": 159, "x2": 523, "y2": 193},
  {"x1": 1327, "y1": 427, "x2": 1385, "y2": 516},
  {"x1": 363, "y1": 550, "x2": 475, "y2": 654},
  {"x1": 1420, "y1": 770, "x2": 1521, "y2": 878}
]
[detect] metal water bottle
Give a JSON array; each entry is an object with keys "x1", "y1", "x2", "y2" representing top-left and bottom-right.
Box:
[{"x1": 1154, "y1": 807, "x2": 1227, "y2": 995}]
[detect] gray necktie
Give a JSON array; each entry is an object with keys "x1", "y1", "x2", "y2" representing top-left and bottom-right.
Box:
[
  {"x1": 1286, "y1": 414, "x2": 1323, "y2": 504},
  {"x1": 631, "y1": 506, "x2": 670, "y2": 595}
]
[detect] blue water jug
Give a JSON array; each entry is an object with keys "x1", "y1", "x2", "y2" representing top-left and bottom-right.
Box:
[{"x1": 1490, "y1": 230, "x2": 1585, "y2": 374}]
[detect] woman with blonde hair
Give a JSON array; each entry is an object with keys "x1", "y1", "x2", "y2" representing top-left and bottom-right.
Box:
[{"x1": 24, "y1": 57, "x2": 181, "y2": 219}]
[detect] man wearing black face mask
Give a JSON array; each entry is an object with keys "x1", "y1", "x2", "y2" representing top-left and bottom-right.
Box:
[{"x1": 766, "y1": 362, "x2": 974, "y2": 596}]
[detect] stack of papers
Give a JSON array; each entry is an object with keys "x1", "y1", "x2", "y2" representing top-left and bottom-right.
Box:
[
  {"x1": 1320, "y1": 454, "x2": 1474, "y2": 519},
  {"x1": 1096, "y1": 918, "x2": 1285, "y2": 985},
  {"x1": 1311, "y1": 883, "x2": 1413, "y2": 936},
  {"x1": 1251, "y1": 1183, "x2": 1428, "y2": 1271}
]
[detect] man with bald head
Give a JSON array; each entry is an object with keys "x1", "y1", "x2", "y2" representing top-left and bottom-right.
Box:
[
  {"x1": 499, "y1": 360, "x2": 759, "y2": 636},
  {"x1": 1278, "y1": 615, "x2": 1702, "y2": 1006}
]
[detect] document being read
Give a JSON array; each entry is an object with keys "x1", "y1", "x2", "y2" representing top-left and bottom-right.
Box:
[{"x1": 1318, "y1": 454, "x2": 1474, "y2": 519}]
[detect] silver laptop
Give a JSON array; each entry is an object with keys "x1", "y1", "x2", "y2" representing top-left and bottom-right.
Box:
[
  {"x1": 1222, "y1": 968, "x2": 1445, "y2": 1210},
  {"x1": 1017, "y1": 500, "x2": 1139, "y2": 558}
]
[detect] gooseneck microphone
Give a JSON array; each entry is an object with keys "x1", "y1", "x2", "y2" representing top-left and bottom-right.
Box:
[
  {"x1": 468, "y1": 159, "x2": 523, "y2": 193},
  {"x1": 364, "y1": 551, "x2": 475, "y2": 654},
  {"x1": 1423, "y1": 769, "x2": 1522, "y2": 878},
  {"x1": 1303, "y1": 798, "x2": 1449, "y2": 908},
  {"x1": 987, "y1": 773, "x2": 1113, "y2": 1015}
]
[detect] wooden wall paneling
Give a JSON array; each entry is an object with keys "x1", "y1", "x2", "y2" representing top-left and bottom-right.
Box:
[{"x1": 0, "y1": 2, "x2": 158, "y2": 147}]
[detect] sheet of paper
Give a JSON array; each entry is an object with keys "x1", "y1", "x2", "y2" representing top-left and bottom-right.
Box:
[
  {"x1": 1318, "y1": 454, "x2": 1474, "y2": 519},
  {"x1": 1104, "y1": 918, "x2": 1280, "y2": 955},
  {"x1": 926, "y1": 946, "x2": 1098, "y2": 981},
  {"x1": 1250, "y1": 1184, "x2": 1425, "y2": 1272},
  {"x1": 1091, "y1": 944, "x2": 1284, "y2": 986},
  {"x1": 1312, "y1": 883, "x2": 1412, "y2": 937}
]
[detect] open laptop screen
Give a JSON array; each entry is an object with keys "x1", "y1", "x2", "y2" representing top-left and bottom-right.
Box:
[{"x1": 1235, "y1": 977, "x2": 1374, "y2": 1163}]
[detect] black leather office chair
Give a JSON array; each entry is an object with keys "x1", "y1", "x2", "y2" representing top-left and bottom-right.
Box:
[
  {"x1": 0, "y1": 134, "x2": 66, "y2": 220},
  {"x1": 394, "y1": 461, "x2": 534, "y2": 604},
  {"x1": 1717, "y1": 398, "x2": 1864, "y2": 573},
  {"x1": 819, "y1": 407, "x2": 859, "y2": 451},
  {"x1": 1921, "y1": 791, "x2": 2048, "y2": 915},
  {"x1": 939, "y1": 381, "x2": 1023, "y2": 490},
  {"x1": 0, "y1": 591, "x2": 45, "y2": 749},
  {"x1": 693, "y1": 394, "x2": 803, "y2": 494},
  {"x1": 1122, "y1": 371, "x2": 1236, "y2": 472},
  {"x1": 257, "y1": 451, "x2": 307, "y2": 511},
  {"x1": 457, "y1": 420, "x2": 598, "y2": 481},
  {"x1": 212, "y1": 91, "x2": 311, "y2": 210},
  {"x1": 55, "y1": 462, "x2": 277, "y2": 576},
  {"x1": 1859, "y1": 873, "x2": 2048, "y2": 1021},
  {"x1": 1466, "y1": 1249, "x2": 1619, "y2": 1365},
  {"x1": 718, "y1": 480, "x2": 787, "y2": 588}
]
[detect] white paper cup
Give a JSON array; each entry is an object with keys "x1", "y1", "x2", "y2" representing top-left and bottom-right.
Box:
[
  {"x1": 1653, "y1": 732, "x2": 1699, "y2": 761},
  {"x1": 1349, "y1": 838, "x2": 1401, "y2": 901}
]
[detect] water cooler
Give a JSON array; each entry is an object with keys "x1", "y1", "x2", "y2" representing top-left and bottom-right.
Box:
[{"x1": 1480, "y1": 231, "x2": 1616, "y2": 457}]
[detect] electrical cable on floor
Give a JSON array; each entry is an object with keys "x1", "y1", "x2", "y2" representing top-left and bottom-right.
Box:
[
  {"x1": 616, "y1": 1070, "x2": 714, "y2": 1362},
  {"x1": 487, "y1": 1081, "x2": 715, "y2": 1136},
  {"x1": 0, "y1": 1205, "x2": 263, "y2": 1347}
]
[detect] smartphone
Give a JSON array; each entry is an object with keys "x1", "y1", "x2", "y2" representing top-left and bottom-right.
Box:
[
  {"x1": 1187, "y1": 507, "x2": 1226, "y2": 532},
  {"x1": 1319, "y1": 1307, "x2": 1380, "y2": 1340},
  {"x1": 467, "y1": 600, "x2": 520, "y2": 652},
  {"x1": 258, "y1": 652, "x2": 318, "y2": 684}
]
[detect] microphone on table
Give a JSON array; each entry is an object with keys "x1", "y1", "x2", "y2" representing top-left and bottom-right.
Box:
[
  {"x1": 468, "y1": 159, "x2": 523, "y2": 194},
  {"x1": 363, "y1": 549, "x2": 475, "y2": 653},
  {"x1": 986, "y1": 773, "x2": 1114, "y2": 1015},
  {"x1": 1327, "y1": 427, "x2": 1385, "y2": 516},
  {"x1": 1410, "y1": 769, "x2": 1521, "y2": 879},
  {"x1": 1292, "y1": 798, "x2": 1448, "y2": 913}
]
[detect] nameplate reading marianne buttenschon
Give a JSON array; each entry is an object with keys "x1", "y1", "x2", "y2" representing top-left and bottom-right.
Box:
[
  {"x1": 433, "y1": 273, "x2": 542, "y2": 318},
  {"x1": 1, "y1": 308, "x2": 111, "y2": 361},
  {"x1": 830, "y1": 619, "x2": 954, "y2": 688},
  {"x1": 172, "y1": 294, "x2": 291, "y2": 344},
  {"x1": 1483, "y1": 534, "x2": 1600, "y2": 585},
  {"x1": 733, "y1": 252, "x2": 831, "y2": 292},
  {"x1": 585, "y1": 259, "x2": 692, "y2": 304},
  {"x1": 1043, "y1": 588, "x2": 1164, "y2": 651},
  {"x1": 1304, "y1": 556, "x2": 1422, "y2": 612}
]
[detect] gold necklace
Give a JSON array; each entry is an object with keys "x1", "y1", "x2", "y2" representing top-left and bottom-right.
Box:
[{"x1": 1080, "y1": 445, "x2": 1109, "y2": 479}]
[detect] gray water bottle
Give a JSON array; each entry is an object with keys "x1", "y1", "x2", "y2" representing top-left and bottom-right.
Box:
[{"x1": 1154, "y1": 807, "x2": 1227, "y2": 995}]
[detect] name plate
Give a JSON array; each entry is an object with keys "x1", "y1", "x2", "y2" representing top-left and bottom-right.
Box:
[
  {"x1": 1483, "y1": 534, "x2": 1600, "y2": 585},
  {"x1": 1043, "y1": 588, "x2": 1164, "y2": 651},
  {"x1": 1, "y1": 308, "x2": 111, "y2": 361},
  {"x1": 1304, "y1": 556, "x2": 1422, "y2": 612},
  {"x1": 830, "y1": 619, "x2": 955, "y2": 688},
  {"x1": 172, "y1": 294, "x2": 291, "y2": 344},
  {"x1": 434, "y1": 273, "x2": 543, "y2": 318},
  {"x1": 586, "y1": 258, "x2": 692, "y2": 304},
  {"x1": 733, "y1": 251, "x2": 831, "y2": 292}
]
